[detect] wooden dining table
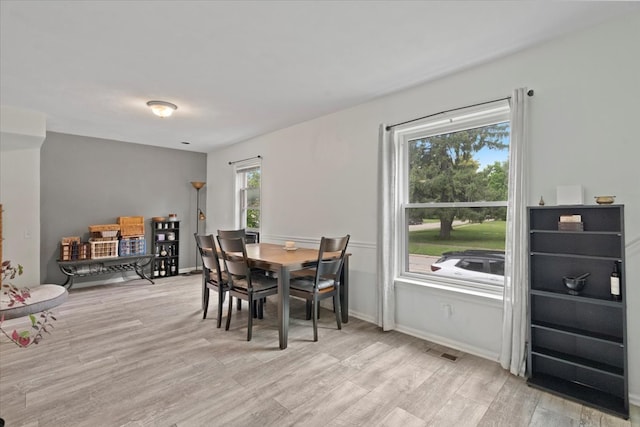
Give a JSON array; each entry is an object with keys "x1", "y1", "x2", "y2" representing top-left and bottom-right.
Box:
[{"x1": 244, "y1": 242, "x2": 350, "y2": 349}]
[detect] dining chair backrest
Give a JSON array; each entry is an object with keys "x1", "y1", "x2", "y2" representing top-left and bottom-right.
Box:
[
  {"x1": 314, "y1": 235, "x2": 350, "y2": 284},
  {"x1": 218, "y1": 229, "x2": 247, "y2": 240},
  {"x1": 194, "y1": 234, "x2": 223, "y2": 278},
  {"x1": 245, "y1": 231, "x2": 259, "y2": 244},
  {"x1": 216, "y1": 233, "x2": 252, "y2": 290},
  {"x1": 194, "y1": 232, "x2": 213, "y2": 254},
  {"x1": 194, "y1": 232, "x2": 210, "y2": 266},
  {"x1": 218, "y1": 228, "x2": 259, "y2": 244}
]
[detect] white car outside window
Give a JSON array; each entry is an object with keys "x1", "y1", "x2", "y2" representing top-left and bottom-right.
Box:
[{"x1": 430, "y1": 251, "x2": 505, "y2": 286}]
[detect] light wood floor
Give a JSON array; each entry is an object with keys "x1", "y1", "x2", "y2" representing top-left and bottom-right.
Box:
[{"x1": 0, "y1": 274, "x2": 636, "y2": 427}]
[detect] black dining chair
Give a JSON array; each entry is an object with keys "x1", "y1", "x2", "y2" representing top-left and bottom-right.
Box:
[
  {"x1": 218, "y1": 229, "x2": 247, "y2": 310},
  {"x1": 218, "y1": 228, "x2": 266, "y2": 311},
  {"x1": 289, "y1": 235, "x2": 350, "y2": 342},
  {"x1": 194, "y1": 234, "x2": 229, "y2": 328},
  {"x1": 216, "y1": 232, "x2": 279, "y2": 341}
]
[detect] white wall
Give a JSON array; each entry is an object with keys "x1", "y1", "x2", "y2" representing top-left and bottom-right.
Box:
[
  {"x1": 0, "y1": 107, "x2": 46, "y2": 285},
  {"x1": 207, "y1": 12, "x2": 640, "y2": 402}
]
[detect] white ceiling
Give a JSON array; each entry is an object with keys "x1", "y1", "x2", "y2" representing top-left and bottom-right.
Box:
[{"x1": 2, "y1": 1, "x2": 639, "y2": 153}]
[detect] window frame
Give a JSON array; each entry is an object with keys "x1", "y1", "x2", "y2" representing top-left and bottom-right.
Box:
[
  {"x1": 395, "y1": 100, "x2": 511, "y2": 297},
  {"x1": 234, "y1": 160, "x2": 261, "y2": 233}
]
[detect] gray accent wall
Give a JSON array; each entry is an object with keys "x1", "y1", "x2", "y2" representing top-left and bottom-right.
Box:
[{"x1": 40, "y1": 132, "x2": 207, "y2": 284}]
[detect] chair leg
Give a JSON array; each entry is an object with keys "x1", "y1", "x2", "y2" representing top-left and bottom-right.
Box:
[
  {"x1": 225, "y1": 293, "x2": 234, "y2": 331},
  {"x1": 253, "y1": 300, "x2": 259, "y2": 318},
  {"x1": 260, "y1": 297, "x2": 267, "y2": 315},
  {"x1": 247, "y1": 297, "x2": 254, "y2": 341},
  {"x1": 257, "y1": 299, "x2": 264, "y2": 319},
  {"x1": 203, "y1": 287, "x2": 210, "y2": 320},
  {"x1": 333, "y1": 292, "x2": 342, "y2": 330},
  {"x1": 217, "y1": 289, "x2": 224, "y2": 328},
  {"x1": 312, "y1": 295, "x2": 319, "y2": 342},
  {"x1": 305, "y1": 300, "x2": 312, "y2": 320}
]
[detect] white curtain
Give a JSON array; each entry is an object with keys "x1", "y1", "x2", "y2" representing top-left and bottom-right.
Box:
[
  {"x1": 377, "y1": 124, "x2": 396, "y2": 331},
  {"x1": 500, "y1": 88, "x2": 530, "y2": 376}
]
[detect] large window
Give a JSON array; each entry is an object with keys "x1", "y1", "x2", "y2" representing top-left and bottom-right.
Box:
[
  {"x1": 236, "y1": 163, "x2": 261, "y2": 231},
  {"x1": 398, "y1": 100, "x2": 510, "y2": 292}
]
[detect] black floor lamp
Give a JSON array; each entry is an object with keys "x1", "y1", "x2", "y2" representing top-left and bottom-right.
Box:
[{"x1": 190, "y1": 181, "x2": 206, "y2": 274}]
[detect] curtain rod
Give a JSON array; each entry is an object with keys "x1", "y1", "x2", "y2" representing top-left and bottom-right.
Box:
[
  {"x1": 228, "y1": 155, "x2": 262, "y2": 165},
  {"x1": 385, "y1": 89, "x2": 534, "y2": 131}
]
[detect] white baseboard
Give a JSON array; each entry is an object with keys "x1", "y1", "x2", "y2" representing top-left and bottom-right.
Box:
[
  {"x1": 629, "y1": 392, "x2": 640, "y2": 407},
  {"x1": 394, "y1": 324, "x2": 500, "y2": 362},
  {"x1": 347, "y1": 310, "x2": 376, "y2": 324},
  {"x1": 345, "y1": 310, "x2": 499, "y2": 362}
]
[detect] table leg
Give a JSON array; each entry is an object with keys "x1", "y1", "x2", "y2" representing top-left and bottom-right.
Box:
[
  {"x1": 278, "y1": 266, "x2": 290, "y2": 349},
  {"x1": 341, "y1": 256, "x2": 349, "y2": 323}
]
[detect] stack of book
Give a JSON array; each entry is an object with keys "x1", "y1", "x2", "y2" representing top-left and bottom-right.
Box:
[{"x1": 558, "y1": 214, "x2": 584, "y2": 231}]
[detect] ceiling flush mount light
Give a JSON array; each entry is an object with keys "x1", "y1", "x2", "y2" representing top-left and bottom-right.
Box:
[{"x1": 146, "y1": 100, "x2": 177, "y2": 118}]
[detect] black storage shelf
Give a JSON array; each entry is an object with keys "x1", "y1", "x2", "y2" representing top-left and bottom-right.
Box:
[
  {"x1": 528, "y1": 205, "x2": 623, "y2": 232},
  {"x1": 531, "y1": 321, "x2": 623, "y2": 345},
  {"x1": 531, "y1": 252, "x2": 621, "y2": 262},
  {"x1": 530, "y1": 232, "x2": 622, "y2": 258},
  {"x1": 528, "y1": 374, "x2": 627, "y2": 419},
  {"x1": 530, "y1": 295, "x2": 623, "y2": 342},
  {"x1": 155, "y1": 255, "x2": 179, "y2": 261},
  {"x1": 530, "y1": 288, "x2": 623, "y2": 307},
  {"x1": 532, "y1": 347, "x2": 624, "y2": 377},
  {"x1": 527, "y1": 205, "x2": 628, "y2": 419},
  {"x1": 530, "y1": 229, "x2": 622, "y2": 236},
  {"x1": 151, "y1": 219, "x2": 180, "y2": 278}
]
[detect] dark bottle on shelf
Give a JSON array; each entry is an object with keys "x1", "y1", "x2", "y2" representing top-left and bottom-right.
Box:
[
  {"x1": 610, "y1": 262, "x2": 621, "y2": 300},
  {"x1": 153, "y1": 261, "x2": 160, "y2": 277},
  {"x1": 170, "y1": 259, "x2": 176, "y2": 275}
]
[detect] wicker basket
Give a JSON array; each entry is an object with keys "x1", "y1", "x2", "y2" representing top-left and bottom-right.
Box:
[
  {"x1": 88, "y1": 224, "x2": 120, "y2": 239},
  {"x1": 88, "y1": 224, "x2": 120, "y2": 232},
  {"x1": 60, "y1": 241, "x2": 91, "y2": 261},
  {"x1": 118, "y1": 216, "x2": 145, "y2": 237},
  {"x1": 61, "y1": 236, "x2": 81, "y2": 245}
]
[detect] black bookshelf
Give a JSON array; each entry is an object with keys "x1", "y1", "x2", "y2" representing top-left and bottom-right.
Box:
[
  {"x1": 527, "y1": 205, "x2": 628, "y2": 419},
  {"x1": 151, "y1": 219, "x2": 180, "y2": 278}
]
